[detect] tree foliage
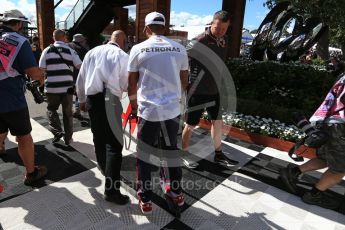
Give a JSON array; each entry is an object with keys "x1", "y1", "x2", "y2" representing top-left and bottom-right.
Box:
[{"x1": 264, "y1": 0, "x2": 345, "y2": 55}]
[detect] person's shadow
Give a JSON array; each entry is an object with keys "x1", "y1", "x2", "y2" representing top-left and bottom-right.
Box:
[
  {"x1": 0, "y1": 169, "x2": 143, "y2": 229},
  {"x1": 0, "y1": 139, "x2": 96, "y2": 198},
  {"x1": 2, "y1": 134, "x2": 344, "y2": 229}
]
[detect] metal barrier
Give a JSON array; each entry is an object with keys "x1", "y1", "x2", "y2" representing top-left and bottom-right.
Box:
[{"x1": 55, "y1": 0, "x2": 92, "y2": 30}]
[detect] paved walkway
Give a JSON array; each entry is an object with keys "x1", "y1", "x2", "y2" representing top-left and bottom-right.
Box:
[{"x1": 0, "y1": 95, "x2": 344, "y2": 230}]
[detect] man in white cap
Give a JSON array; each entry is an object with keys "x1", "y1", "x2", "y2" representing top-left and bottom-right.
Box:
[
  {"x1": 128, "y1": 11, "x2": 189, "y2": 214},
  {"x1": 0, "y1": 9, "x2": 47, "y2": 185}
]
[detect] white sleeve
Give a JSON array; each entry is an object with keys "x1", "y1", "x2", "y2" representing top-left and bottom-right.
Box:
[
  {"x1": 127, "y1": 47, "x2": 139, "y2": 72},
  {"x1": 76, "y1": 59, "x2": 87, "y2": 103},
  {"x1": 119, "y1": 52, "x2": 129, "y2": 92},
  {"x1": 38, "y1": 48, "x2": 48, "y2": 68},
  {"x1": 71, "y1": 49, "x2": 82, "y2": 67},
  {"x1": 181, "y1": 48, "x2": 189, "y2": 71}
]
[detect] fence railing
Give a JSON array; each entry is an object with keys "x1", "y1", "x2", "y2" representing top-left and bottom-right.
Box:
[{"x1": 56, "y1": 0, "x2": 92, "y2": 30}]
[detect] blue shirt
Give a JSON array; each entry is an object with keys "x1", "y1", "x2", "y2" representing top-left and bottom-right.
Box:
[{"x1": 0, "y1": 40, "x2": 37, "y2": 113}]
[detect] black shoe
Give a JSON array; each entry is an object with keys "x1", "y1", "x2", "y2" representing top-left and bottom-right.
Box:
[
  {"x1": 104, "y1": 192, "x2": 130, "y2": 205},
  {"x1": 24, "y1": 166, "x2": 48, "y2": 186},
  {"x1": 52, "y1": 133, "x2": 64, "y2": 143},
  {"x1": 64, "y1": 138, "x2": 73, "y2": 146},
  {"x1": 73, "y1": 112, "x2": 84, "y2": 120},
  {"x1": 214, "y1": 152, "x2": 238, "y2": 166},
  {"x1": 280, "y1": 165, "x2": 299, "y2": 194},
  {"x1": 302, "y1": 191, "x2": 339, "y2": 210},
  {"x1": 80, "y1": 120, "x2": 90, "y2": 127}
]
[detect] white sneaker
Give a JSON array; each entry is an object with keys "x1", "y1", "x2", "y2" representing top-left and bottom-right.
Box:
[{"x1": 181, "y1": 157, "x2": 199, "y2": 169}]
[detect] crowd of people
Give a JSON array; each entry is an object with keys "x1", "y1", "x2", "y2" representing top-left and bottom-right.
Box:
[
  {"x1": 300, "y1": 49, "x2": 344, "y2": 74},
  {"x1": 1, "y1": 7, "x2": 345, "y2": 216}
]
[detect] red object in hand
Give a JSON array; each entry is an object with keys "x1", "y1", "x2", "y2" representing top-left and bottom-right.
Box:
[
  {"x1": 121, "y1": 104, "x2": 138, "y2": 134},
  {"x1": 0, "y1": 184, "x2": 4, "y2": 193}
]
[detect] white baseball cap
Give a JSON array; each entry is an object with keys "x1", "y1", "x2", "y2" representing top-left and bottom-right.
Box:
[
  {"x1": 0, "y1": 9, "x2": 30, "y2": 23},
  {"x1": 145, "y1": 11, "x2": 165, "y2": 26}
]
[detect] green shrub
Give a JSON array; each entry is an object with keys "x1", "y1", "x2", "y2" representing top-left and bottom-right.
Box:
[
  {"x1": 227, "y1": 59, "x2": 336, "y2": 123},
  {"x1": 311, "y1": 57, "x2": 326, "y2": 67}
]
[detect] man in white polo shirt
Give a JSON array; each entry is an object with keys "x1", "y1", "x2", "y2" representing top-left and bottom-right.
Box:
[
  {"x1": 39, "y1": 29, "x2": 82, "y2": 145},
  {"x1": 128, "y1": 11, "x2": 189, "y2": 214}
]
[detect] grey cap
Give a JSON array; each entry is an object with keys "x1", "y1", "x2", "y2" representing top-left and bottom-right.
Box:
[
  {"x1": 72, "y1": 34, "x2": 86, "y2": 43},
  {"x1": 0, "y1": 9, "x2": 30, "y2": 23}
]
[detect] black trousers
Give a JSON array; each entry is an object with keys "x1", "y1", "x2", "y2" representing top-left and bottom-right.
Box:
[
  {"x1": 137, "y1": 116, "x2": 182, "y2": 202},
  {"x1": 86, "y1": 93, "x2": 123, "y2": 195}
]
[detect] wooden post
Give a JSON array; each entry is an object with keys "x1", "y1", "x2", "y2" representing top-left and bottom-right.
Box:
[
  {"x1": 114, "y1": 7, "x2": 129, "y2": 35},
  {"x1": 36, "y1": 0, "x2": 55, "y2": 50},
  {"x1": 222, "y1": 0, "x2": 246, "y2": 58},
  {"x1": 136, "y1": 0, "x2": 171, "y2": 42}
]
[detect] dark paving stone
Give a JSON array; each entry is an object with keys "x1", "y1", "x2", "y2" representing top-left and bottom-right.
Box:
[
  {"x1": 33, "y1": 114, "x2": 90, "y2": 133},
  {"x1": 255, "y1": 153, "x2": 273, "y2": 161},
  {"x1": 236, "y1": 141, "x2": 251, "y2": 148},
  {"x1": 250, "y1": 158, "x2": 269, "y2": 168},
  {"x1": 259, "y1": 168, "x2": 280, "y2": 180},
  {"x1": 240, "y1": 153, "x2": 345, "y2": 215},
  {"x1": 162, "y1": 218, "x2": 193, "y2": 230},
  {"x1": 265, "y1": 162, "x2": 281, "y2": 174},
  {"x1": 270, "y1": 158, "x2": 290, "y2": 167},
  {"x1": 0, "y1": 140, "x2": 96, "y2": 202},
  {"x1": 121, "y1": 151, "x2": 236, "y2": 216},
  {"x1": 224, "y1": 136, "x2": 240, "y2": 144},
  {"x1": 247, "y1": 144, "x2": 265, "y2": 152}
]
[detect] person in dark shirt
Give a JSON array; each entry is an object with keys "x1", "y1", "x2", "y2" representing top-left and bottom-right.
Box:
[
  {"x1": 0, "y1": 9, "x2": 47, "y2": 185},
  {"x1": 68, "y1": 33, "x2": 89, "y2": 119},
  {"x1": 31, "y1": 36, "x2": 44, "y2": 93},
  {"x1": 31, "y1": 36, "x2": 42, "y2": 63},
  {"x1": 181, "y1": 10, "x2": 238, "y2": 169}
]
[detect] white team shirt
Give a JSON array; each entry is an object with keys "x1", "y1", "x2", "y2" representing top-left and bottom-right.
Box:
[
  {"x1": 76, "y1": 43, "x2": 129, "y2": 103},
  {"x1": 128, "y1": 35, "x2": 189, "y2": 121}
]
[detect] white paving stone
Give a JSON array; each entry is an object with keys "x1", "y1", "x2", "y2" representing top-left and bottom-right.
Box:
[
  {"x1": 185, "y1": 172, "x2": 345, "y2": 230},
  {"x1": 1, "y1": 124, "x2": 345, "y2": 229}
]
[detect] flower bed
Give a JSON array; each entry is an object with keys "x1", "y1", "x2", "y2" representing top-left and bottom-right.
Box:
[
  {"x1": 222, "y1": 113, "x2": 305, "y2": 142},
  {"x1": 200, "y1": 112, "x2": 316, "y2": 159}
]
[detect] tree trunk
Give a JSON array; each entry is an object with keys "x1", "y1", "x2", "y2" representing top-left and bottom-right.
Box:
[{"x1": 316, "y1": 27, "x2": 329, "y2": 60}]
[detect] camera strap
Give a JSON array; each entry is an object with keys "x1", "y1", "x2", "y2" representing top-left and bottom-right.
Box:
[
  {"x1": 288, "y1": 139, "x2": 305, "y2": 162},
  {"x1": 49, "y1": 45, "x2": 73, "y2": 73},
  {"x1": 288, "y1": 103, "x2": 345, "y2": 162}
]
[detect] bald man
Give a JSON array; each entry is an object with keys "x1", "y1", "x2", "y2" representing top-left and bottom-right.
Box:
[
  {"x1": 39, "y1": 29, "x2": 82, "y2": 145},
  {"x1": 76, "y1": 30, "x2": 130, "y2": 205},
  {"x1": 110, "y1": 30, "x2": 126, "y2": 48}
]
